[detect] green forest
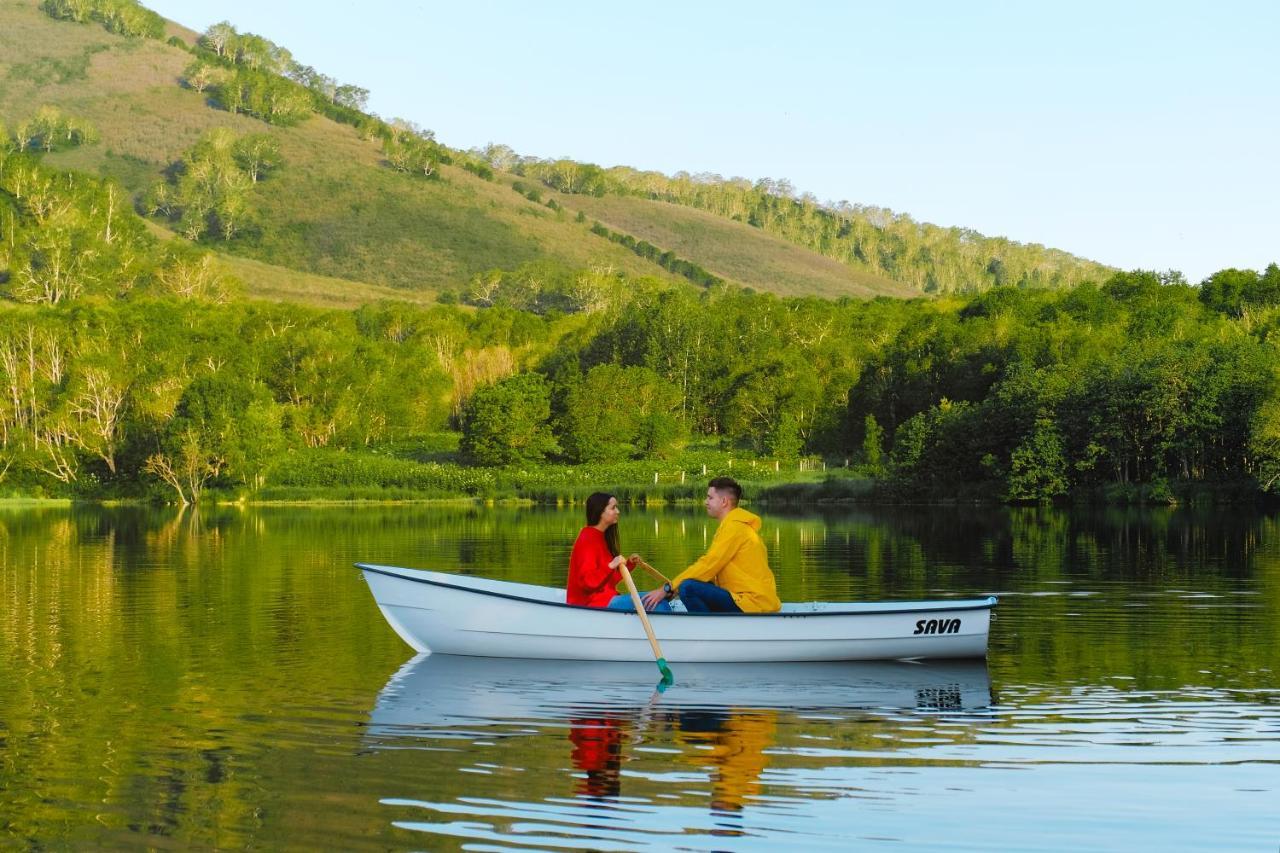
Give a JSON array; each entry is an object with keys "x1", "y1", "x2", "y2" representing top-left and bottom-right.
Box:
[{"x1": 1, "y1": 0, "x2": 1278, "y2": 506}]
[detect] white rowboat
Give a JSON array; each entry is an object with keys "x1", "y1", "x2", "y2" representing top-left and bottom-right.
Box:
[{"x1": 359, "y1": 563, "x2": 997, "y2": 662}]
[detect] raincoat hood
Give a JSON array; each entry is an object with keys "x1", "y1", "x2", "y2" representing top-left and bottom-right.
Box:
[{"x1": 722, "y1": 507, "x2": 761, "y2": 531}]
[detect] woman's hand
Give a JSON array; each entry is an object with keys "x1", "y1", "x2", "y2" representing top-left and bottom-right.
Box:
[
  {"x1": 609, "y1": 554, "x2": 627, "y2": 571},
  {"x1": 627, "y1": 553, "x2": 641, "y2": 568}
]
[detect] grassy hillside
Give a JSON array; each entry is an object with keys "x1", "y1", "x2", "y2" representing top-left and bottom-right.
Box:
[
  {"x1": 0, "y1": 1, "x2": 675, "y2": 295},
  {"x1": 213, "y1": 255, "x2": 442, "y2": 309},
  {"x1": 0, "y1": 0, "x2": 924, "y2": 304},
  {"x1": 511, "y1": 166, "x2": 1116, "y2": 295},
  {"x1": 543, "y1": 188, "x2": 916, "y2": 299}
]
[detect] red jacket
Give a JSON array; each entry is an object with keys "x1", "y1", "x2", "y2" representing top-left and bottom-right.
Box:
[{"x1": 566, "y1": 526, "x2": 620, "y2": 607}]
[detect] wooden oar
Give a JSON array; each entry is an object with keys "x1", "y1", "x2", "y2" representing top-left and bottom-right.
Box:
[
  {"x1": 618, "y1": 565, "x2": 674, "y2": 687},
  {"x1": 633, "y1": 558, "x2": 672, "y2": 587}
]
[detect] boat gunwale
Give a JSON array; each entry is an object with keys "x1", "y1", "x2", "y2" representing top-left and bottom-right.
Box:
[{"x1": 357, "y1": 563, "x2": 999, "y2": 618}]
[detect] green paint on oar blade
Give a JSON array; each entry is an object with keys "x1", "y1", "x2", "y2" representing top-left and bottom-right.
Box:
[{"x1": 657, "y1": 657, "x2": 674, "y2": 686}]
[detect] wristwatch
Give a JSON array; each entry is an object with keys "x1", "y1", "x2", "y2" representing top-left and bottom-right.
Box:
[{"x1": 663, "y1": 582, "x2": 674, "y2": 600}]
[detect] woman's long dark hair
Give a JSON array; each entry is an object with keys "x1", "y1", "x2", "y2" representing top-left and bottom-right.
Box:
[{"x1": 585, "y1": 492, "x2": 620, "y2": 557}]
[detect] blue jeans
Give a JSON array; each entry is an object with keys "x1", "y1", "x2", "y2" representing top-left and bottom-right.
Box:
[
  {"x1": 678, "y1": 580, "x2": 742, "y2": 613},
  {"x1": 606, "y1": 593, "x2": 673, "y2": 613}
]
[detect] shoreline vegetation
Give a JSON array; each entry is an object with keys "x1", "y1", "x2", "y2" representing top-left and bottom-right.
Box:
[{"x1": 0, "y1": 452, "x2": 1264, "y2": 508}]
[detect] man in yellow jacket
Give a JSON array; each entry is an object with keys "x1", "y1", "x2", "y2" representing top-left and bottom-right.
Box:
[{"x1": 642, "y1": 477, "x2": 781, "y2": 613}]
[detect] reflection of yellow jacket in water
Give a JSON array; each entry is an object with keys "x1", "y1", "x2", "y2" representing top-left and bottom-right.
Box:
[
  {"x1": 672, "y1": 508, "x2": 780, "y2": 613},
  {"x1": 678, "y1": 711, "x2": 777, "y2": 812}
]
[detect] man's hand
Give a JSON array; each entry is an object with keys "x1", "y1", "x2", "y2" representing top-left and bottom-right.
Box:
[{"x1": 641, "y1": 588, "x2": 667, "y2": 611}]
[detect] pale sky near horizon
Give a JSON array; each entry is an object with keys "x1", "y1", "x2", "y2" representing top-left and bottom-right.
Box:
[{"x1": 144, "y1": 0, "x2": 1279, "y2": 283}]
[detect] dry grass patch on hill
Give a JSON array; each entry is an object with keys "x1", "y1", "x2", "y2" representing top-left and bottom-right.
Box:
[
  {"x1": 215, "y1": 254, "x2": 443, "y2": 309},
  {"x1": 550, "y1": 191, "x2": 917, "y2": 300}
]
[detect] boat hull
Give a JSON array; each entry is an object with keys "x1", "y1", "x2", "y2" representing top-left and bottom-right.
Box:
[{"x1": 359, "y1": 563, "x2": 995, "y2": 662}]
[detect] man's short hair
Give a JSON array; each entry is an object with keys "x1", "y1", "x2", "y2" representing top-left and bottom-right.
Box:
[{"x1": 708, "y1": 476, "x2": 742, "y2": 504}]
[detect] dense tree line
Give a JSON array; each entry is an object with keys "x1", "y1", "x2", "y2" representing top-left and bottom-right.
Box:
[
  {"x1": 182, "y1": 31, "x2": 319, "y2": 128},
  {"x1": 194, "y1": 20, "x2": 369, "y2": 111},
  {"x1": 459, "y1": 268, "x2": 1280, "y2": 504},
  {"x1": 180, "y1": 18, "x2": 372, "y2": 126},
  {"x1": 848, "y1": 269, "x2": 1280, "y2": 501},
  {"x1": 0, "y1": 294, "x2": 543, "y2": 502},
  {"x1": 1198, "y1": 267, "x2": 1280, "y2": 319}
]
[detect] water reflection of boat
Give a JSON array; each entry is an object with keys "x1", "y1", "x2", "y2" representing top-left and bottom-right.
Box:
[
  {"x1": 358, "y1": 564, "x2": 997, "y2": 661},
  {"x1": 365, "y1": 654, "x2": 993, "y2": 740}
]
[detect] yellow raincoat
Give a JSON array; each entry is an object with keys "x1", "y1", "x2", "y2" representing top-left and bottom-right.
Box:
[{"x1": 671, "y1": 507, "x2": 780, "y2": 613}]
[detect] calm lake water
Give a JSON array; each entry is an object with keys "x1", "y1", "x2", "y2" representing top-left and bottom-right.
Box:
[{"x1": 1, "y1": 503, "x2": 1276, "y2": 850}]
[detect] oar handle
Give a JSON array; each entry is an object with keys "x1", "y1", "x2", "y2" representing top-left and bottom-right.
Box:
[
  {"x1": 634, "y1": 559, "x2": 672, "y2": 587},
  {"x1": 619, "y1": 565, "x2": 665, "y2": 661}
]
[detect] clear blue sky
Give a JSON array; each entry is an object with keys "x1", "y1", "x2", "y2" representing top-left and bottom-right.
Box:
[{"x1": 146, "y1": 0, "x2": 1279, "y2": 282}]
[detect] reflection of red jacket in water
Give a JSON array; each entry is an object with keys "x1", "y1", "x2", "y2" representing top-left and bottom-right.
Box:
[{"x1": 569, "y1": 716, "x2": 627, "y2": 798}]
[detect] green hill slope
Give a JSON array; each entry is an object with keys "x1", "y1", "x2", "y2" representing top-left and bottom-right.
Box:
[
  {"x1": 0, "y1": 1, "x2": 681, "y2": 297},
  {"x1": 1, "y1": 0, "x2": 1112, "y2": 304},
  {"x1": 0, "y1": 0, "x2": 920, "y2": 303}
]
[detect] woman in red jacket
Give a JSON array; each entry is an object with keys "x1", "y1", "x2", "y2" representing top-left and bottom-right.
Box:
[{"x1": 566, "y1": 492, "x2": 670, "y2": 611}]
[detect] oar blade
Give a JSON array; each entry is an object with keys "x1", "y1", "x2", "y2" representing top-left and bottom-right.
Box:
[{"x1": 656, "y1": 656, "x2": 674, "y2": 687}]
